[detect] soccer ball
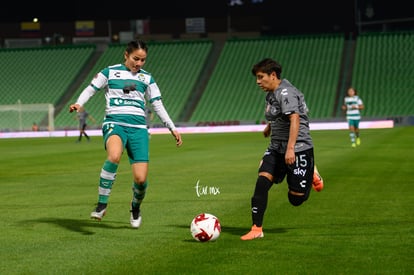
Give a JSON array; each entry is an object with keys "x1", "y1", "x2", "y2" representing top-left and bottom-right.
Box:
[{"x1": 190, "y1": 213, "x2": 221, "y2": 242}]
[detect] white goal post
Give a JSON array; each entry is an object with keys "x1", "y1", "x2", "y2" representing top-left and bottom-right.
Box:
[{"x1": 0, "y1": 102, "x2": 55, "y2": 132}]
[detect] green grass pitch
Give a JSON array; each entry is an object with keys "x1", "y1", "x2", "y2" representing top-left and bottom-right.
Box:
[{"x1": 1, "y1": 126, "x2": 413, "y2": 274}]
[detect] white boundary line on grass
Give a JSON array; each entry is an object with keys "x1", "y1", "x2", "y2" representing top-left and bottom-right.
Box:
[{"x1": 0, "y1": 120, "x2": 394, "y2": 139}]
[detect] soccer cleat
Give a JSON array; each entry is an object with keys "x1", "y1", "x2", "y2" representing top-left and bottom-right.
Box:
[
  {"x1": 130, "y1": 205, "x2": 142, "y2": 229},
  {"x1": 351, "y1": 143, "x2": 356, "y2": 148},
  {"x1": 91, "y1": 208, "x2": 106, "y2": 221},
  {"x1": 312, "y1": 170, "x2": 324, "y2": 192},
  {"x1": 240, "y1": 225, "x2": 264, "y2": 240},
  {"x1": 356, "y1": 137, "x2": 361, "y2": 146}
]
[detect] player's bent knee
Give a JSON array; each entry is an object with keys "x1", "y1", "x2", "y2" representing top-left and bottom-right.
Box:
[{"x1": 288, "y1": 192, "x2": 306, "y2": 206}]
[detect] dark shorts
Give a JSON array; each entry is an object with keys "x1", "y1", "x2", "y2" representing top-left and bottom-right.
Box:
[
  {"x1": 258, "y1": 148, "x2": 314, "y2": 193},
  {"x1": 102, "y1": 123, "x2": 149, "y2": 164}
]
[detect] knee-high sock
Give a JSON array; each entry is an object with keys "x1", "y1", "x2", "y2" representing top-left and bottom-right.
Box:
[
  {"x1": 98, "y1": 160, "x2": 118, "y2": 204},
  {"x1": 251, "y1": 176, "x2": 273, "y2": 227},
  {"x1": 132, "y1": 181, "x2": 148, "y2": 209},
  {"x1": 349, "y1": 132, "x2": 355, "y2": 143}
]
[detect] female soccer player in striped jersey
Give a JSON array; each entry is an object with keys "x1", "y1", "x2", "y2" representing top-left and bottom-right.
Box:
[
  {"x1": 69, "y1": 40, "x2": 182, "y2": 228},
  {"x1": 342, "y1": 87, "x2": 364, "y2": 147}
]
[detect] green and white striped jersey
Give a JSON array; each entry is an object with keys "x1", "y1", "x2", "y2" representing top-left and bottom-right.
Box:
[
  {"x1": 344, "y1": 95, "x2": 363, "y2": 120},
  {"x1": 76, "y1": 63, "x2": 176, "y2": 131}
]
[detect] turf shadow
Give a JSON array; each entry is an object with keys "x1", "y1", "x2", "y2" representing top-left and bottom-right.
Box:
[{"x1": 20, "y1": 217, "x2": 131, "y2": 235}]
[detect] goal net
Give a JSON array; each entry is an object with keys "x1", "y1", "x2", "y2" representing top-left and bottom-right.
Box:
[{"x1": 0, "y1": 102, "x2": 55, "y2": 132}]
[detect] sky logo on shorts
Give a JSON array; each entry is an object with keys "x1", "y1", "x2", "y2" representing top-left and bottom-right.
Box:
[{"x1": 293, "y1": 167, "x2": 306, "y2": 177}]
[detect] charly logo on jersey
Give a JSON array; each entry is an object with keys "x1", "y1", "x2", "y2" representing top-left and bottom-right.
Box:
[{"x1": 281, "y1": 88, "x2": 288, "y2": 95}]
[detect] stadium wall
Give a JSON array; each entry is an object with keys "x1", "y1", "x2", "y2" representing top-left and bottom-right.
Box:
[{"x1": 0, "y1": 119, "x2": 401, "y2": 139}]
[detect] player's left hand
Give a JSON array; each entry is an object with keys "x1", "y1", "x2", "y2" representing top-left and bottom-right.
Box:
[{"x1": 171, "y1": 130, "x2": 183, "y2": 147}]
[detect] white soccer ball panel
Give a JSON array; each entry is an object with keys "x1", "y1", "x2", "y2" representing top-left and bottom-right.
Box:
[{"x1": 190, "y1": 213, "x2": 221, "y2": 242}]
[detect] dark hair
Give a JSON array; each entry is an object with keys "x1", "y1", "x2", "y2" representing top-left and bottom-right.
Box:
[
  {"x1": 126, "y1": 39, "x2": 148, "y2": 54},
  {"x1": 252, "y1": 58, "x2": 282, "y2": 79},
  {"x1": 348, "y1": 87, "x2": 358, "y2": 95}
]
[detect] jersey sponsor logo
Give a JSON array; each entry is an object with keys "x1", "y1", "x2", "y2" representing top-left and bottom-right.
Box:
[
  {"x1": 112, "y1": 98, "x2": 142, "y2": 107},
  {"x1": 293, "y1": 167, "x2": 307, "y2": 177}
]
